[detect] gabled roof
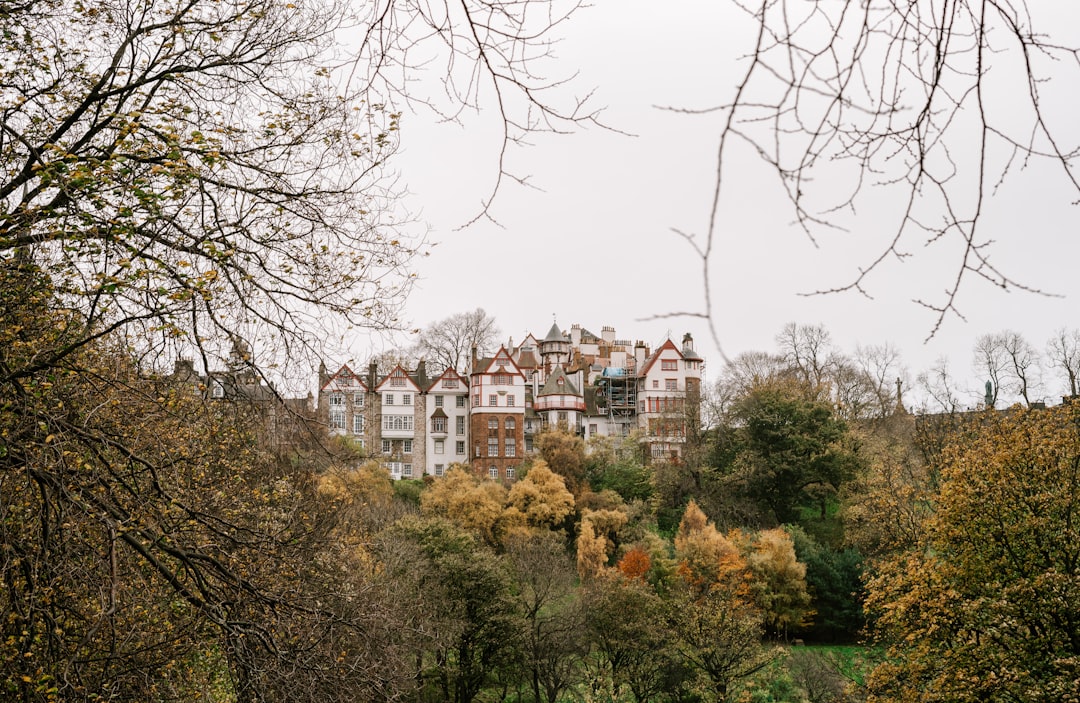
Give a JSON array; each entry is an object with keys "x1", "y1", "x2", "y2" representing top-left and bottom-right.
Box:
[
  {"x1": 430, "y1": 407, "x2": 448, "y2": 419},
  {"x1": 538, "y1": 366, "x2": 581, "y2": 397},
  {"x1": 321, "y1": 364, "x2": 368, "y2": 393},
  {"x1": 426, "y1": 366, "x2": 468, "y2": 392},
  {"x1": 374, "y1": 364, "x2": 421, "y2": 392},
  {"x1": 638, "y1": 338, "x2": 683, "y2": 376},
  {"x1": 473, "y1": 346, "x2": 527, "y2": 378}
]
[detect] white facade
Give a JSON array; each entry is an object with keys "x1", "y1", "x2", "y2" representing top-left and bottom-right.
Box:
[{"x1": 424, "y1": 368, "x2": 470, "y2": 477}]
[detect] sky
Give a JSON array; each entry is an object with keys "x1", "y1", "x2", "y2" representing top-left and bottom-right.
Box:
[{"x1": 353, "y1": 1, "x2": 1080, "y2": 411}]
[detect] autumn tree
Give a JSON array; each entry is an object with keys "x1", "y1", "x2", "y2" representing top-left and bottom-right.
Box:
[
  {"x1": 742, "y1": 528, "x2": 813, "y2": 640},
  {"x1": 420, "y1": 466, "x2": 518, "y2": 547},
  {"x1": 535, "y1": 426, "x2": 588, "y2": 495},
  {"x1": 0, "y1": 309, "x2": 407, "y2": 701},
  {"x1": 670, "y1": 584, "x2": 775, "y2": 703},
  {"x1": 866, "y1": 404, "x2": 1080, "y2": 702},
  {"x1": 506, "y1": 460, "x2": 576, "y2": 531}
]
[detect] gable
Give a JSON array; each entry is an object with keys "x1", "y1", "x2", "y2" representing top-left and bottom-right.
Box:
[
  {"x1": 321, "y1": 364, "x2": 368, "y2": 393},
  {"x1": 375, "y1": 365, "x2": 421, "y2": 392}
]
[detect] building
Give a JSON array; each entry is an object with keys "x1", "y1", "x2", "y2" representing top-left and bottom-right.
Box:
[
  {"x1": 316, "y1": 321, "x2": 705, "y2": 478},
  {"x1": 469, "y1": 346, "x2": 527, "y2": 480}
]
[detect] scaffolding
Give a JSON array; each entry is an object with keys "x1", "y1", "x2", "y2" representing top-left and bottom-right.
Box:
[{"x1": 595, "y1": 367, "x2": 637, "y2": 437}]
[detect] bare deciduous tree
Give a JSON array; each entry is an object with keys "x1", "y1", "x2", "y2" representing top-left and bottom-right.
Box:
[
  {"x1": 1046, "y1": 328, "x2": 1080, "y2": 398},
  {"x1": 670, "y1": 2, "x2": 1080, "y2": 350},
  {"x1": 413, "y1": 307, "x2": 501, "y2": 374}
]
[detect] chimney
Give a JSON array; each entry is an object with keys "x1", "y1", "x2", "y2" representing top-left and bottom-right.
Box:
[{"x1": 368, "y1": 361, "x2": 377, "y2": 389}]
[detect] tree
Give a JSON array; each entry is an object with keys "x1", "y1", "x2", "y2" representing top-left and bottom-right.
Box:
[
  {"x1": 1046, "y1": 328, "x2": 1080, "y2": 398},
  {"x1": 0, "y1": 309, "x2": 408, "y2": 702},
  {"x1": 414, "y1": 308, "x2": 501, "y2": 373},
  {"x1": 728, "y1": 378, "x2": 861, "y2": 525},
  {"x1": 670, "y1": 584, "x2": 774, "y2": 703},
  {"x1": 506, "y1": 460, "x2": 575, "y2": 531},
  {"x1": 535, "y1": 427, "x2": 588, "y2": 495},
  {"x1": 420, "y1": 466, "x2": 516, "y2": 547},
  {"x1": 743, "y1": 528, "x2": 814, "y2": 640},
  {"x1": 504, "y1": 531, "x2": 586, "y2": 703},
  {"x1": 687, "y1": 2, "x2": 1080, "y2": 349},
  {"x1": 866, "y1": 405, "x2": 1080, "y2": 702},
  {"x1": 582, "y1": 573, "x2": 679, "y2": 703},
  {"x1": 378, "y1": 516, "x2": 521, "y2": 703}
]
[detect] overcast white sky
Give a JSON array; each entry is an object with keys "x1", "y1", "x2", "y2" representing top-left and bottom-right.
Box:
[{"x1": 358, "y1": 1, "x2": 1080, "y2": 410}]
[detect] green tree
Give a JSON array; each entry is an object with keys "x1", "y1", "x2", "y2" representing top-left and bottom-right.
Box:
[
  {"x1": 729, "y1": 379, "x2": 861, "y2": 526},
  {"x1": 378, "y1": 516, "x2": 521, "y2": 703},
  {"x1": 504, "y1": 531, "x2": 586, "y2": 703},
  {"x1": 582, "y1": 573, "x2": 680, "y2": 703},
  {"x1": 866, "y1": 405, "x2": 1080, "y2": 703},
  {"x1": 670, "y1": 584, "x2": 775, "y2": 703}
]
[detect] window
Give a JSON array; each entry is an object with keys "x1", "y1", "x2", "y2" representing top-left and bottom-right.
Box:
[
  {"x1": 435, "y1": 464, "x2": 445, "y2": 476},
  {"x1": 383, "y1": 393, "x2": 394, "y2": 405},
  {"x1": 356, "y1": 438, "x2": 366, "y2": 449},
  {"x1": 473, "y1": 394, "x2": 480, "y2": 407},
  {"x1": 402, "y1": 463, "x2": 413, "y2": 477},
  {"x1": 665, "y1": 378, "x2": 677, "y2": 391},
  {"x1": 329, "y1": 393, "x2": 344, "y2": 406},
  {"x1": 329, "y1": 408, "x2": 345, "y2": 430},
  {"x1": 444, "y1": 378, "x2": 458, "y2": 389},
  {"x1": 489, "y1": 466, "x2": 499, "y2": 480},
  {"x1": 352, "y1": 393, "x2": 364, "y2": 407},
  {"x1": 456, "y1": 441, "x2": 465, "y2": 454},
  {"x1": 525, "y1": 437, "x2": 534, "y2": 452},
  {"x1": 211, "y1": 381, "x2": 224, "y2": 399},
  {"x1": 456, "y1": 416, "x2": 466, "y2": 435},
  {"x1": 661, "y1": 359, "x2": 678, "y2": 371},
  {"x1": 390, "y1": 375, "x2": 405, "y2": 387},
  {"x1": 506, "y1": 467, "x2": 515, "y2": 480},
  {"x1": 434, "y1": 395, "x2": 443, "y2": 407},
  {"x1": 506, "y1": 395, "x2": 515, "y2": 406},
  {"x1": 652, "y1": 380, "x2": 659, "y2": 389},
  {"x1": 352, "y1": 414, "x2": 364, "y2": 434},
  {"x1": 589, "y1": 423, "x2": 598, "y2": 435},
  {"x1": 558, "y1": 411, "x2": 568, "y2": 423},
  {"x1": 434, "y1": 439, "x2": 444, "y2": 454},
  {"x1": 403, "y1": 439, "x2": 413, "y2": 454},
  {"x1": 381, "y1": 440, "x2": 391, "y2": 454},
  {"x1": 456, "y1": 396, "x2": 466, "y2": 408},
  {"x1": 382, "y1": 415, "x2": 414, "y2": 431},
  {"x1": 474, "y1": 444, "x2": 481, "y2": 458},
  {"x1": 505, "y1": 418, "x2": 516, "y2": 431},
  {"x1": 488, "y1": 418, "x2": 498, "y2": 431},
  {"x1": 489, "y1": 394, "x2": 497, "y2": 407},
  {"x1": 402, "y1": 393, "x2": 412, "y2": 405},
  {"x1": 432, "y1": 416, "x2": 446, "y2": 433},
  {"x1": 488, "y1": 437, "x2": 499, "y2": 457},
  {"x1": 505, "y1": 438, "x2": 516, "y2": 458}
]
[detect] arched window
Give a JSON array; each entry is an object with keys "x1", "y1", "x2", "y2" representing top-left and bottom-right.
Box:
[{"x1": 505, "y1": 418, "x2": 516, "y2": 431}]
